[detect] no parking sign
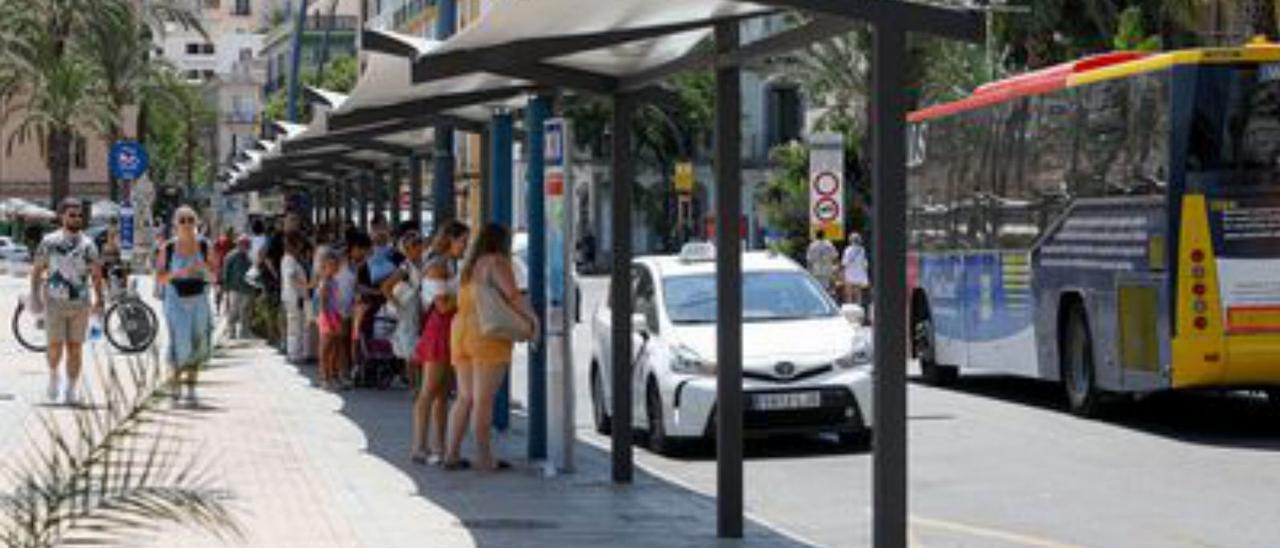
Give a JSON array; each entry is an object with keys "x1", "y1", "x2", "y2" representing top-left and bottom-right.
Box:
[{"x1": 809, "y1": 132, "x2": 844, "y2": 240}]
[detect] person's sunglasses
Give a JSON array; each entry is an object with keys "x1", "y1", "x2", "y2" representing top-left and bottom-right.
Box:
[
  {"x1": 178, "y1": 217, "x2": 197, "y2": 225},
  {"x1": 65, "y1": 213, "x2": 82, "y2": 219}
]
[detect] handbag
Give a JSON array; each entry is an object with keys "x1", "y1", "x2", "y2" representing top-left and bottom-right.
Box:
[
  {"x1": 475, "y1": 263, "x2": 533, "y2": 342},
  {"x1": 170, "y1": 278, "x2": 207, "y2": 297}
]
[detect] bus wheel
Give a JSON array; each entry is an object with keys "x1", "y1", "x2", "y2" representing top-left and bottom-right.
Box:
[
  {"x1": 915, "y1": 317, "x2": 957, "y2": 386},
  {"x1": 1062, "y1": 306, "x2": 1103, "y2": 417}
]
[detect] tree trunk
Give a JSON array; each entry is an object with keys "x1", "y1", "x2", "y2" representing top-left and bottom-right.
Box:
[
  {"x1": 108, "y1": 124, "x2": 122, "y2": 202},
  {"x1": 48, "y1": 129, "x2": 73, "y2": 209}
]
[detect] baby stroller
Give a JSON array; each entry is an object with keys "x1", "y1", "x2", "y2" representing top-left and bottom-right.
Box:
[{"x1": 351, "y1": 304, "x2": 402, "y2": 389}]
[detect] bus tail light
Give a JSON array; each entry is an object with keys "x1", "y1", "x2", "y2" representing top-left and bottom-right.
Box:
[
  {"x1": 1191, "y1": 249, "x2": 1205, "y2": 263},
  {"x1": 1194, "y1": 316, "x2": 1209, "y2": 330}
]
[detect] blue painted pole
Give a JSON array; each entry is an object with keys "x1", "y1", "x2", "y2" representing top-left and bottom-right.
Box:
[
  {"x1": 431, "y1": 0, "x2": 457, "y2": 223},
  {"x1": 489, "y1": 110, "x2": 514, "y2": 432},
  {"x1": 525, "y1": 96, "x2": 550, "y2": 460},
  {"x1": 285, "y1": 0, "x2": 309, "y2": 123}
]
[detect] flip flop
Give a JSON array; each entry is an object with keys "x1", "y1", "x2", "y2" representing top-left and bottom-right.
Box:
[{"x1": 443, "y1": 459, "x2": 471, "y2": 471}]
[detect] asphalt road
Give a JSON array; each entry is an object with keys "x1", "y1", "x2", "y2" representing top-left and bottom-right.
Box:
[{"x1": 511, "y1": 275, "x2": 1280, "y2": 548}]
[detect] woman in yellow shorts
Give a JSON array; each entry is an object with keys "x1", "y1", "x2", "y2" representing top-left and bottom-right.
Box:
[{"x1": 444, "y1": 224, "x2": 536, "y2": 471}]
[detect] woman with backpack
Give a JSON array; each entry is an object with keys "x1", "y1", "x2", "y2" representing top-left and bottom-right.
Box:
[
  {"x1": 156, "y1": 206, "x2": 213, "y2": 406},
  {"x1": 410, "y1": 220, "x2": 469, "y2": 465}
]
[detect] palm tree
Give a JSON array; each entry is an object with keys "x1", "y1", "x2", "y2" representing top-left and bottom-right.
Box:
[
  {"x1": 0, "y1": 0, "x2": 201, "y2": 207},
  {"x1": 79, "y1": 2, "x2": 182, "y2": 201},
  {"x1": 0, "y1": 0, "x2": 111, "y2": 207}
]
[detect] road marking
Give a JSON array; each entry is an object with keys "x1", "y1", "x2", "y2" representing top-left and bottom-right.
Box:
[{"x1": 911, "y1": 515, "x2": 1088, "y2": 548}]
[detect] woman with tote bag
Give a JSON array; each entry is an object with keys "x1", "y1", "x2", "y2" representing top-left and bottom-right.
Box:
[{"x1": 443, "y1": 224, "x2": 538, "y2": 471}]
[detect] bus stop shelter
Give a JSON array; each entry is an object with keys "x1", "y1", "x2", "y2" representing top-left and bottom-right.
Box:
[{"x1": 223, "y1": 1, "x2": 982, "y2": 544}]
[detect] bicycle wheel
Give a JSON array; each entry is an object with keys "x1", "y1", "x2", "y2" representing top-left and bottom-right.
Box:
[
  {"x1": 104, "y1": 299, "x2": 158, "y2": 353},
  {"x1": 12, "y1": 301, "x2": 48, "y2": 353}
]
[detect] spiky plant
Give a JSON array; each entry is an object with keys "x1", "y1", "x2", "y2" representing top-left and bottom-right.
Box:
[{"x1": 0, "y1": 354, "x2": 241, "y2": 548}]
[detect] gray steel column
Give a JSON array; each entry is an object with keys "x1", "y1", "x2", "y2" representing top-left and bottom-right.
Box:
[
  {"x1": 389, "y1": 162, "x2": 402, "y2": 225},
  {"x1": 872, "y1": 25, "x2": 909, "y2": 548},
  {"x1": 341, "y1": 177, "x2": 352, "y2": 226},
  {"x1": 610, "y1": 93, "x2": 635, "y2": 485},
  {"x1": 358, "y1": 172, "x2": 370, "y2": 230},
  {"x1": 409, "y1": 153, "x2": 423, "y2": 229},
  {"x1": 372, "y1": 169, "x2": 387, "y2": 222},
  {"x1": 480, "y1": 131, "x2": 492, "y2": 223},
  {"x1": 714, "y1": 20, "x2": 744, "y2": 540}
]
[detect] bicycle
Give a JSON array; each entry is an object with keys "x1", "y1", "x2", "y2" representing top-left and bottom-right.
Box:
[{"x1": 12, "y1": 267, "x2": 158, "y2": 354}]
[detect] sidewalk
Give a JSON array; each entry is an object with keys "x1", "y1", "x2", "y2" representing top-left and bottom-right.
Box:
[{"x1": 149, "y1": 336, "x2": 813, "y2": 547}]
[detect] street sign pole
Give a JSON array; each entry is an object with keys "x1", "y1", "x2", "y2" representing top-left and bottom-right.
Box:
[{"x1": 544, "y1": 118, "x2": 576, "y2": 473}]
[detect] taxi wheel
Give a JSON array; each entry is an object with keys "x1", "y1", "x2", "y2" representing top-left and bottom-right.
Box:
[
  {"x1": 591, "y1": 363, "x2": 612, "y2": 436},
  {"x1": 646, "y1": 381, "x2": 673, "y2": 456}
]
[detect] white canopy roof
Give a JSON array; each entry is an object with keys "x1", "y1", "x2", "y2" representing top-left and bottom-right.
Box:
[
  {"x1": 334, "y1": 38, "x2": 524, "y2": 118},
  {"x1": 426, "y1": 0, "x2": 771, "y2": 77}
]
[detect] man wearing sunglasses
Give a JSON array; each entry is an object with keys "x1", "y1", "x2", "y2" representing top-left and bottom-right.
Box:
[{"x1": 30, "y1": 198, "x2": 104, "y2": 405}]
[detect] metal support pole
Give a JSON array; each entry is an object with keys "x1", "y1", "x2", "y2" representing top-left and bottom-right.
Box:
[
  {"x1": 341, "y1": 177, "x2": 352, "y2": 226},
  {"x1": 389, "y1": 162, "x2": 402, "y2": 225},
  {"x1": 490, "y1": 111, "x2": 514, "y2": 227},
  {"x1": 409, "y1": 153, "x2": 423, "y2": 229},
  {"x1": 526, "y1": 96, "x2": 551, "y2": 461},
  {"x1": 373, "y1": 169, "x2": 387, "y2": 222},
  {"x1": 432, "y1": 0, "x2": 457, "y2": 223},
  {"x1": 610, "y1": 93, "x2": 635, "y2": 485},
  {"x1": 872, "y1": 24, "x2": 909, "y2": 548},
  {"x1": 433, "y1": 130, "x2": 456, "y2": 223},
  {"x1": 358, "y1": 173, "x2": 370, "y2": 230},
  {"x1": 714, "y1": 20, "x2": 743, "y2": 540},
  {"x1": 285, "y1": 0, "x2": 308, "y2": 122}
]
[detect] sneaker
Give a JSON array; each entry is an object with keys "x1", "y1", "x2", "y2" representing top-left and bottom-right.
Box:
[
  {"x1": 46, "y1": 378, "x2": 59, "y2": 402},
  {"x1": 63, "y1": 386, "x2": 78, "y2": 407}
]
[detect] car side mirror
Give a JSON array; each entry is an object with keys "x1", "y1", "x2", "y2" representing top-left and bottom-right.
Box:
[
  {"x1": 631, "y1": 313, "x2": 649, "y2": 336},
  {"x1": 841, "y1": 304, "x2": 866, "y2": 326}
]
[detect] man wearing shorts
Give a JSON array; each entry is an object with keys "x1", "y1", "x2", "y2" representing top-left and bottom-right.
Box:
[{"x1": 30, "y1": 199, "x2": 104, "y2": 405}]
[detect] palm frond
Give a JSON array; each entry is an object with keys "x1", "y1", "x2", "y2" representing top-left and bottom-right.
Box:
[{"x1": 0, "y1": 354, "x2": 242, "y2": 548}]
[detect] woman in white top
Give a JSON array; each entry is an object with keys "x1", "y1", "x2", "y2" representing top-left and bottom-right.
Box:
[
  {"x1": 281, "y1": 233, "x2": 312, "y2": 364},
  {"x1": 841, "y1": 232, "x2": 870, "y2": 306},
  {"x1": 410, "y1": 220, "x2": 470, "y2": 464},
  {"x1": 383, "y1": 231, "x2": 427, "y2": 366}
]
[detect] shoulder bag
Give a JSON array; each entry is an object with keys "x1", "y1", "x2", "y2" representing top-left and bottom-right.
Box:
[{"x1": 475, "y1": 259, "x2": 534, "y2": 342}]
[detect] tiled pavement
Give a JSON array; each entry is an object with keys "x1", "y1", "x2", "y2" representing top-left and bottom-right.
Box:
[
  {"x1": 143, "y1": 339, "x2": 812, "y2": 548},
  {"x1": 0, "y1": 270, "x2": 812, "y2": 547}
]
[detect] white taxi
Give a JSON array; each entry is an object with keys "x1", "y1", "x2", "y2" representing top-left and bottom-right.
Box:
[{"x1": 589, "y1": 243, "x2": 873, "y2": 454}]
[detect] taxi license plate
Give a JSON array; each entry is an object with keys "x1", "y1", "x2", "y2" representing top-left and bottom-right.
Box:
[{"x1": 751, "y1": 391, "x2": 821, "y2": 411}]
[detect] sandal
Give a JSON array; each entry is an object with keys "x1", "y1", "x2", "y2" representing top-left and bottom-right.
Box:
[
  {"x1": 410, "y1": 452, "x2": 428, "y2": 465},
  {"x1": 443, "y1": 459, "x2": 471, "y2": 471},
  {"x1": 482, "y1": 460, "x2": 513, "y2": 472}
]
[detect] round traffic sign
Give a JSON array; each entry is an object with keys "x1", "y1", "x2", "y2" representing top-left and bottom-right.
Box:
[
  {"x1": 813, "y1": 171, "x2": 840, "y2": 195},
  {"x1": 814, "y1": 197, "x2": 840, "y2": 222},
  {"x1": 108, "y1": 141, "x2": 149, "y2": 181}
]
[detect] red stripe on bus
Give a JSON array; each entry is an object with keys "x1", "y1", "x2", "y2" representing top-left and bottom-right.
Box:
[{"x1": 908, "y1": 52, "x2": 1150, "y2": 123}]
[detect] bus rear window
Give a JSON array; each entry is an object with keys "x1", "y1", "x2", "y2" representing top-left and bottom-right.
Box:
[{"x1": 1187, "y1": 65, "x2": 1280, "y2": 185}]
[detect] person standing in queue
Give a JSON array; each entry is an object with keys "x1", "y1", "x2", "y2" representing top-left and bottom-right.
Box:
[
  {"x1": 410, "y1": 220, "x2": 469, "y2": 465},
  {"x1": 281, "y1": 233, "x2": 313, "y2": 364},
  {"x1": 30, "y1": 199, "x2": 104, "y2": 405},
  {"x1": 221, "y1": 235, "x2": 255, "y2": 339},
  {"x1": 156, "y1": 206, "x2": 213, "y2": 406},
  {"x1": 444, "y1": 224, "x2": 537, "y2": 472}
]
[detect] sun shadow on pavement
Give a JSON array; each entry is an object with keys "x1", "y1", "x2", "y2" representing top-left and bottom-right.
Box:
[
  {"x1": 917, "y1": 374, "x2": 1280, "y2": 451},
  {"x1": 292, "y1": 362, "x2": 816, "y2": 548}
]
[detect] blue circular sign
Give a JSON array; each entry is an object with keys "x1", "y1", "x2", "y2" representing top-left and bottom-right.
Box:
[{"x1": 108, "y1": 141, "x2": 149, "y2": 181}]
